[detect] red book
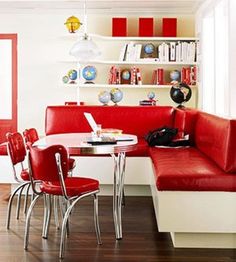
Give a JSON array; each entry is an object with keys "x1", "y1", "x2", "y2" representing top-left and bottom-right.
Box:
[
  {"x1": 139, "y1": 18, "x2": 154, "y2": 37},
  {"x1": 162, "y1": 18, "x2": 177, "y2": 37},
  {"x1": 185, "y1": 67, "x2": 191, "y2": 85},
  {"x1": 112, "y1": 18, "x2": 127, "y2": 37},
  {"x1": 181, "y1": 67, "x2": 186, "y2": 83},
  {"x1": 157, "y1": 68, "x2": 164, "y2": 85}
]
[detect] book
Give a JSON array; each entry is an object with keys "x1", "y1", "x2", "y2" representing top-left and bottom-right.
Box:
[{"x1": 139, "y1": 100, "x2": 156, "y2": 106}]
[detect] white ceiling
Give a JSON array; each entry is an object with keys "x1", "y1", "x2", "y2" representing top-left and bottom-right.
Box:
[{"x1": 0, "y1": 0, "x2": 206, "y2": 14}]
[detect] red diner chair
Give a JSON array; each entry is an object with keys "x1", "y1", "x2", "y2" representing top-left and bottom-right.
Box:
[
  {"x1": 5, "y1": 132, "x2": 32, "y2": 229},
  {"x1": 23, "y1": 128, "x2": 76, "y2": 229},
  {"x1": 23, "y1": 128, "x2": 76, "y2": 173},
  {"x1": 24, "y1": 144, "x2": 102, "y2": 259}
]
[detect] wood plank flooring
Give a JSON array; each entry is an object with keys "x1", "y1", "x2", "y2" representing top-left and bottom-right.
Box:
[{"x1": 0, "y1": 184, "x2": 235, "y2": 262}]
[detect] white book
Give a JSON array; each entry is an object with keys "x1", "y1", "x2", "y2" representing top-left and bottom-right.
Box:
[
  {"x1": 170, "y1": 42, "x2": 176, "y2": 61},
  {"x1": 126, "y1": 42, "x2": 136, "y2": 61},
  {"x1": 164, "y1": 43, "x2": 169, "y2": 62},
  {"x1": 134, "y1": 44, "x2": 142, "y2": 61},
  {"x1": 119, "y1": 44, "x2": 127, "y2": 61}
]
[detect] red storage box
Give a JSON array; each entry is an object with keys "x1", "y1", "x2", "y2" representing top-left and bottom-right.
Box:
[
  {"x1": 112, "y1": 18, "x2": 127, "y2": 37},
  {"x1": 139, "y1": 18, "x2": 154, "y2": 37},
  {"x1": 162, "y1": 18, "x2": 177, "y2": 37}
]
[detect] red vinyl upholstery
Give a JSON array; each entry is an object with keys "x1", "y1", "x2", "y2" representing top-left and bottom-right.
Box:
[
  {"x1": 45, "y1": 105, "x2": 175, "y2": 157},
  {"x1": 195, "y1": 112, "x2": 236, "y2": 173},
  {"x1": 29, "y1": 144, "x2": 99, "y2": 196},
  {"x1": 6, "y1": 132, "x2": 30, "y2": 181},
  {"x1": 44, "y1": 105, "x2": 236, "y2": 192},
  {"x1": 150, "y1": 147, "x2": 236, "y2": 191},
  {"x1": 45, "y1": 105, "x2": 175, "y2": 138},
  {"x1": 0, "y1": 143, "x2": 8, "y2": 155},
  {"x1": 24, "y1": 128, "x2": 76, "y2": 171},
  {"x1": 6, "y1": 132, "x2": 27, "y2": 165}
]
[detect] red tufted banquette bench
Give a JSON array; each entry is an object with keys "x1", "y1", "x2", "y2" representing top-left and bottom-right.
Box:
[{"x1": 45, "y1": 105, "x2": 236, "y2": 249}]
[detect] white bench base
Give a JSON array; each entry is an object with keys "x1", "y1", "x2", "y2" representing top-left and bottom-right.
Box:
[
  {"x1": 150, "y1": 162, "x2": 236, "y2": 248},
  {"x1": 171, "y1": 232, "x2": 236, "y2": 248}
]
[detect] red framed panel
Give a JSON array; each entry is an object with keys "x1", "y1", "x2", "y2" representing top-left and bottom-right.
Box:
[{"x1": 0, "y1": 34, "x2": 17, "y2": 143}]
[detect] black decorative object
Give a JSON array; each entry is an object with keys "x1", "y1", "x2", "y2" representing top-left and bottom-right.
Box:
[{"x1": 170, "y1": 82, "x2": 192, "y2": 108}]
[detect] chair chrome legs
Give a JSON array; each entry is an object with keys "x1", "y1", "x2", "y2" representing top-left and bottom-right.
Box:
[
  {"x1": 6, "y1": 181, "x2": 31, "y2": 229},
  {"x1": 42, "y1": 194, "x2": 52, "y2": 239},
  {"x1": 24, "y1": 194, "x2": 41, "y2": 250},
  {"x1": 53, "y1": 196, "x2": 60, "y2": 230},
  {"x1": 93, "y1": 194, "x2": 102, "y2": 245},
  {"x1": 59, "y1": 191, "x2": 101, "y2": 259}
]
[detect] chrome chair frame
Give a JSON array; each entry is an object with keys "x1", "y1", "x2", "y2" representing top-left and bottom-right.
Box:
[
  {"x1": 24, "y1": 147, "x2": 102, "y2": 259},
  {"x1": 6, "y1": 139, "x2": 31, "y2": 229}
]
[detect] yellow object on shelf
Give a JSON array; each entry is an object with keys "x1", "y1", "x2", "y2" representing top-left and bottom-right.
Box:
[{"x1": 64, "y1": 16, "x2": 82, "y2": 33}]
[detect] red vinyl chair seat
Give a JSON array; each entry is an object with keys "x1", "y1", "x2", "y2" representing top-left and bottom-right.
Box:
[
  {"x1": 20, "y1": 169, "x2": 30, "y2": 181},
  {"x1": 40, "y1": 177, "x2": 99, "y2": 197}
]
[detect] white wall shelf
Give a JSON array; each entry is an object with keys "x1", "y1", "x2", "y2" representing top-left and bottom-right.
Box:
[
  {"x1": 62, "y1": 33, "x2": 199, "y2": 42},
  {"x1": 59, "y1": 59, "x2": 199, "y2": 65},
  {"x1": 62, "y1": 83, "x2": 197, "y2": 89}
]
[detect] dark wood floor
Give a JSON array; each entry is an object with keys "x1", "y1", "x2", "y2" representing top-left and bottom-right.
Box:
[{"x1": 0, "y1": 184, "x2": 235, "y2": 262}]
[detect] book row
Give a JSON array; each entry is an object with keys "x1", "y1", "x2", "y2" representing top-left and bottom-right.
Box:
[
  {"x1": 108, "y1": 66, "x2": 198, "y2": 85},
  {"x1": 119, "y1": 41, "x2": 199, "y2": 63}
]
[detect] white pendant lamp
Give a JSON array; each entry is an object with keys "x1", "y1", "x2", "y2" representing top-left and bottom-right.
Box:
[{"x1": 70, "y1": 0, "x2": 101, "y2": 61}]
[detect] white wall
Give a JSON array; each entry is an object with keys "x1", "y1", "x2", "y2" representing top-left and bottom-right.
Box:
[{"x1": 0, "y1": 11, "x2": 195, "y2": 135}]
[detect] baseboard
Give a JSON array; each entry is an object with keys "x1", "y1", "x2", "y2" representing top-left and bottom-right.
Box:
[{"x1": 171, "y1": 232, "x2": 236, "y2": 248}]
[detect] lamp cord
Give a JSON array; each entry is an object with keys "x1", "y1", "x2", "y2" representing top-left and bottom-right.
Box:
[{"x1": 83, "y1": 0, "x2": 87, "y2": 36}]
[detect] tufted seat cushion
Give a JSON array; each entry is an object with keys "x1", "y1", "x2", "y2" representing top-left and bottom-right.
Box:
[
  {"x1": 40, "y1": 177, "x2": 99, "y2": 197},
  {"x1": 149, "y1": 147, "x2": 236, "y2": 191}
]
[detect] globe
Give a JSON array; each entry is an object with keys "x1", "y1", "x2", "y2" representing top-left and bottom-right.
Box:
[
  {"x1": 170, "y1": 83, "x2": 192, "y2": 107},
  {"x1": 64, "y1": 16, "x2": 81, "y2": 33},
  {"x1": 121, "y1": 70, "x2": 130, "y2": 80},
  {"x1": 68, "y1": 69, "x2": 77, "y2": 81},
  {"x1": 110, "y1": 88, "x2": 123, "y2": 105},
  {"x1": 147, "y1": 91, "x2": 155, "y2": 100},
  {"x1": 144, "y1": 43, "x2": 155, "y2": 55},
  {"x1": 82, "y1": 66, "x2": 97, "y2": 82},
  {"x1": 170, "y1": 70, "x2": 180, "y2": 82},
  {"x1": 98, "y1": 91, "x2": 111, "y2": 105}
]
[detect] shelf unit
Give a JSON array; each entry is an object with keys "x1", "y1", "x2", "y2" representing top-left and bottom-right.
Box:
[{"x1": 60, "y1": 32, "x2": 199, "y2": 107}]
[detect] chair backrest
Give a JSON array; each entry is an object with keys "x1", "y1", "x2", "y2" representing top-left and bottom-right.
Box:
[
  {"x1": 23, "y1": 128, "x2": 39, "y2": 145},
  {"x1": 28, "y1": 144, "x2": 69, "y2": 183},
  {"x1": 6, "y1": 132, "x2": 26, "y2": 165}
]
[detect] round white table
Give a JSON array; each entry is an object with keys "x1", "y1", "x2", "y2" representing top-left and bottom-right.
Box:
[{"x1": 34, "y1": 133, "x2": 138, "y2": 240}]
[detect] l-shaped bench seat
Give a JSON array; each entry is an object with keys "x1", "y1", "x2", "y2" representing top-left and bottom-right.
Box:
[{"x1": 45, "y1": 105, "x2": 236, "y2": 248}]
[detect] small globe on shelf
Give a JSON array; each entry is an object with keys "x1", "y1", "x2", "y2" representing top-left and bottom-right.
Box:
[
  {"x1": 82, "y1": 65, "x2": 97, "y2": 84},
  {"x1": 110, "y1": 88, "x2": 123, "y2": 105},
  {"x1": 98, "y1": 91, "x2": 111, "y2": 105},
  {"x1": 143, "y1": 43, "x2": 155, "y2": 57},
  {"x1": 147, "y1": 91, "x2": 155, "y2": 100},
  {"x1": 62, "y1": 75, "x2": 69, "y2": 84},
  {"x1": 170, "y1": 82, "x2": 192, "y2": 108},
  {"x1": 68, "y1": 69, "x2": 77, "y2": 84},
  {"x1": 170, "y1": 70, "x2": 181, "y2": 84}
]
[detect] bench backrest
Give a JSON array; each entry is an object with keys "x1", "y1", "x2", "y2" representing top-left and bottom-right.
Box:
[
  {"x1": 195, "y1": 112, "x2": 236, "y2": 173},
  {"x1": 45, "y1": 105, "x2": 175, "y2": 138}
]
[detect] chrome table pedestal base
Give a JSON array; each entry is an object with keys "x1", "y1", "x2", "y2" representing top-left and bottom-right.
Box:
[{"x1": 111, "y1": 152, "x2": 126, "y2": 240}]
